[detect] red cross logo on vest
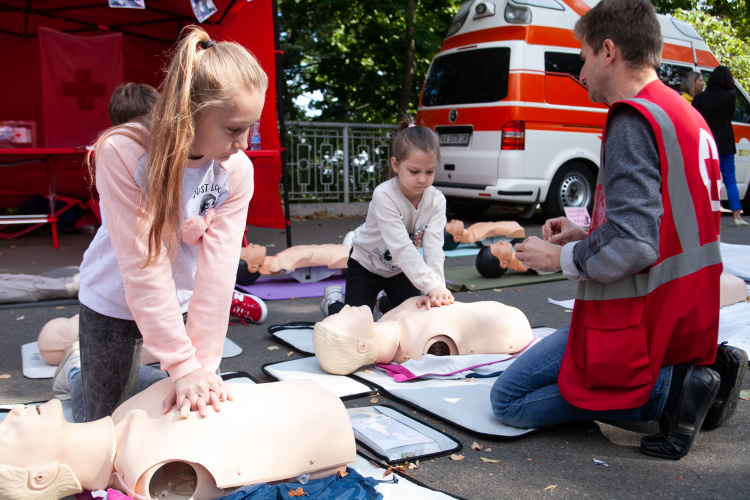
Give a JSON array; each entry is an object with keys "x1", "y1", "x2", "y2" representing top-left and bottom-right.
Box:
[
  {"x1": 698, "y1": 128, "x2": 722, "y2": 213},
  {"x1": 62, "y1": 69, "x2": 107, "y2": 112}
]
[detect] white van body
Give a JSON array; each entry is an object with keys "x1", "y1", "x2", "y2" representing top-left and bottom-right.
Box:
[{"x1": 416, "y1": 0, "x2": 750, "y2": 219}]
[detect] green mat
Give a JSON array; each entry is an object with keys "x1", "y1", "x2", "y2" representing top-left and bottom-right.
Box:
[{"x1": 445, "y1": 266, "x2": 566, "y2": 292}]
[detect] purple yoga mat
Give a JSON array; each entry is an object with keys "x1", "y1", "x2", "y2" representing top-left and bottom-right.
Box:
[{"x1": 235, "y1": 276, "x2": 346, "y2": 301}]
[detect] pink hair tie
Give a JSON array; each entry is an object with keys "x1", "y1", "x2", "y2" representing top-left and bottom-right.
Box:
[{"x1": 408, "y1": 124, "x2": 416, "y2": 128}]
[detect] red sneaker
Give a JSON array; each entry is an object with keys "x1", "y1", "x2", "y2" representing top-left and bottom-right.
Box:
[{"x1": 230, "y1": 291, "x2": 268, "y2": 324}]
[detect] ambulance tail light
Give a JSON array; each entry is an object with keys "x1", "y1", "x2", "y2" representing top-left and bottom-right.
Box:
[{"x1": 501, "y1": 121, "x2": 525, "y2": 150}]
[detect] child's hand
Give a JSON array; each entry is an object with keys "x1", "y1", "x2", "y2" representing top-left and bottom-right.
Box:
[
  {"x1": 163, "y1": 369, "x2": 233, "y2": 418},
  {"x1": 417, "y1": 286, "x2": 455, "y2": 309}
]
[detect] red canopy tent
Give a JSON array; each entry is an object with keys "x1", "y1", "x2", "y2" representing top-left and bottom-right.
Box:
[{"x1": 0, "y1": 0, "x2": 290, "y2": 241}]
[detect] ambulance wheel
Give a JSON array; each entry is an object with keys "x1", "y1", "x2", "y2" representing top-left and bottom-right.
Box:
[
  {"x1": 541, "y1": 162, "x2": 595, "y2": 219},
  {"x1": 446, "y1": 197, "x2": 490, "y2": 220}
]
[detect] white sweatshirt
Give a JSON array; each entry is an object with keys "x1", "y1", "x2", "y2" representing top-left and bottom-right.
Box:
[{"x1": 350, "y1": 177, "x2": 447, "y2": 294}]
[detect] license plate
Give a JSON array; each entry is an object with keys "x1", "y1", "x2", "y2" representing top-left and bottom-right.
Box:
[{"x1": 439, "y1": 133, "x2": 470, "y2": 146}]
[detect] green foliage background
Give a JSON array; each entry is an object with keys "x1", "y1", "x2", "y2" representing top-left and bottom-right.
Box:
[
  {"x1": 278, "y1": 1, "x2": 750, "y2": 124},
  {"x1": 278, "y1": 0, "x2": 460, "y2": 124},
  {"x1": 671, "y1": 10, "x2": 750, "y2": 90}
]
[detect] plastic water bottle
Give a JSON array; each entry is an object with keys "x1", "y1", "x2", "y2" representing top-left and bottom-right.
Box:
[{"x1": 250, "y1": 122, "x2": 261, "y2": 150}]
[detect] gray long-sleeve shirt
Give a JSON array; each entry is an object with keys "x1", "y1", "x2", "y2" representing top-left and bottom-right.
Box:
[
  {"x1": 560, "y1": 105, "x2": 662, "y2": 283},
  {"x1": 350, "y1": 177, "x2": 447, "y2": 294}
]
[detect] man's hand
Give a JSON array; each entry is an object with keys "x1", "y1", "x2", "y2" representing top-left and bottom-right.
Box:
[
  {"x1": 514, "y1": 236, "x2": 563, "y2": 273},
  {"x1": 163, "y1": 369, "x2": 233, "y2": 418},
  {"x1": 542, "y1": 217, "x2": 588, "y2": 246}
]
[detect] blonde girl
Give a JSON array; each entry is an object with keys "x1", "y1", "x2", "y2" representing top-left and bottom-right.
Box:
[
  {"x1": 73, "y1": 26, "x2": 267, "y2": 422},
  {"x1": 321, "y1": 117, "x2": 454, "y2": 316}
]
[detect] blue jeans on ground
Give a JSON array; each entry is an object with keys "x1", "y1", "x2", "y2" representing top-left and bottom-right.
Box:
[
  {"x1": 490, "y1": 326, "x2": 672, "y2": 429},
  {"x1": 720, "y1": 153, "x2": 742, "y2": 212}
]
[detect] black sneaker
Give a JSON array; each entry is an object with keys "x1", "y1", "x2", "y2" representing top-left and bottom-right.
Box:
[{"x1": 702, "y1": 342, "x2": 748, "y2": 430}]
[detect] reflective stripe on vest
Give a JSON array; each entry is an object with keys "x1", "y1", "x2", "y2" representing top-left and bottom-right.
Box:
[{"x1": 575, "y1": 98, "x2": 722, "y2": 302}]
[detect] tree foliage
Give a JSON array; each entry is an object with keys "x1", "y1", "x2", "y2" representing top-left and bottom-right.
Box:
[
  {"x1": 278, "y1": 0, "x2": 460, "y2": 123},
  {"x1": 671, "y1": 9, "x2": 750, "y2": 90}
]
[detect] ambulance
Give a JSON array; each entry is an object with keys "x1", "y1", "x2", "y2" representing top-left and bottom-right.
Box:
[{"x1": 416, "y1": 0, "x2": 750, "y2": 219}]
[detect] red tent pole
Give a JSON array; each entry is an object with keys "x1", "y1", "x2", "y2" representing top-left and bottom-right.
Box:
[{"x1": 273, "y1": 0, "x2": 293, "y2": 248}]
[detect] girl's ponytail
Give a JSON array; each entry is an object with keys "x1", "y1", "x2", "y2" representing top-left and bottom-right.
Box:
[{"x1": 142, "y1": 26, "x2": 209, "y2": 266}]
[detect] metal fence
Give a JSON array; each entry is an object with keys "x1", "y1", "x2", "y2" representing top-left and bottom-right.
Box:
[{"x1": 285, "y1": 121, "x2": 397, "y2": 203}]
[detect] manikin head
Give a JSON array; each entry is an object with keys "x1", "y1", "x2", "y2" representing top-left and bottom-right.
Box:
[
  {"x1": 476, "y1": 243, "x2": 511, "y2": 278},
  {"x1": 445, "y1": 220, "x2": 465, "y2": 242},
  {"x1": 240, "y1": 243, "x2": 269, "y2": 273},
  {"x1": 37, "y1": 315, "x2": 80, "y2": 365},
  {"x1": 313, "y1": 305, "x2": 399, "y2": 375},
  {"x1": 0, "y1": 400, "x2": 84, "y2": 500}
]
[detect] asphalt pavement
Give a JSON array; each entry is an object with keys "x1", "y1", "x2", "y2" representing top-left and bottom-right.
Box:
[{"x1": 0, "y1": 205, "x2": 748, "y2": 499}]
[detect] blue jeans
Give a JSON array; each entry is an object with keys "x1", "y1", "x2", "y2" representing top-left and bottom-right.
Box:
[
  {"x1": 490, "y1": 326, "x2": 672, "y2": 428},
  {"x1": 720, "y1": 153, "x2": 742, "y2": 212}
]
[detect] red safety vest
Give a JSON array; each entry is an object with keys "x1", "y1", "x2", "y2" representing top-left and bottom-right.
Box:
[{"x1": 558, "y1": 80, "x2": 723, "y2": 411}]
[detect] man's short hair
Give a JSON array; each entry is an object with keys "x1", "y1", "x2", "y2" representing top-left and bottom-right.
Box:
[
  {"x1": 108, "y1": 82, "x2": 160, "y2": 126},
  {"x1": 574, "y1": 0, "x2": 662, "y2": 70}
]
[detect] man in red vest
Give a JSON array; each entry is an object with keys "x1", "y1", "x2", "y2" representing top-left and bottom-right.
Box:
[{"x1": 491, "y1": 0, "x2": 747, "y2": 460}]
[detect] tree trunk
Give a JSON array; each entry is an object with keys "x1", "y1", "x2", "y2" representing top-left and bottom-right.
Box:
[{"x1": 398, "y1": 0, "x2": 416, "y2": 120}]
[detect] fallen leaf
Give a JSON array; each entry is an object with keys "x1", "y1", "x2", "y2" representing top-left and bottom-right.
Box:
[
  {"x1": 485, "y1": 448, "x2": 492, "y2": 452},
  {"x1": 15, "y1": 316, "x2": 24, "y2": 321},
  {"x1": 286, "y1": 351, "x2": 294, "y2": 357},
  {"x1": 678, "y1": 476, "x2": 684, "y2": 480},
  {"x1": 287, "y1": 487, "x2": 309, "y2": 497},
  {"x1": 480, "y1": 457, "x2": 499, "y2": 463},
  {"x1": 290, "y1": 297, "x2": 296, "y2": 300},
  {"x1": 370, "y1": 397, "x2": 379, "y2": 403},
  {"x1": 470, "y1": 284, "x2": 477, "y2": 288},
  {"x1": 9, "y1": 245, "x2": 16, "y2": 249},
  {"x1": 471, "y1": 442, "x2": 483, "y2": 450},
  {"x1": 363, "y1": 369, "x2": 372, "y2": 373},
  {"x1": 267, "y1": 346, "x2": 279, "y2": 350},
  {"x1": 544, "y1": 485, "x2": 557, "y2": 491},
  {"x1": 407, "y1": 462, "x2": 418, "y2": 469},
  {"x1": 0, "y1": 374, "x2": 10, "y2": 379},
  {"x1": 383, "y1": 466, "x2": 394, "y2": 477},
  {"x1": 450, "y1": 454, "x2": 465, "y2": 461},
  {"x1": 739, "y1": 390, "x2": 750, "y2": 401}
]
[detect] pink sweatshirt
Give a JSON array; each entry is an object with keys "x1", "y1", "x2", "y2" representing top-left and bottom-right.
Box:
[{"x1": 78, "y1": 126, "x2": 253, "y2": 380}]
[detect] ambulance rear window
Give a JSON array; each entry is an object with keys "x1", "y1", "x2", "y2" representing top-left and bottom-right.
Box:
[{"x1": 422, "y1": 48, "x2": 511, "y2": 106}]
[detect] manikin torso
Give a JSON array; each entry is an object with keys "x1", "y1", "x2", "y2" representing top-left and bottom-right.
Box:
[
  {"x1": 111, "y1": 379, "x2": 355, "y2": 499},
  {"x1": 241, "y1": 243, "x2": 349, "y2": 274},
  {"x1": 379, "y1": 297, "x2": 533, "y2": 363},
  {"x1": 446, "y1": 220, "x2": 526, "y2": 244}
]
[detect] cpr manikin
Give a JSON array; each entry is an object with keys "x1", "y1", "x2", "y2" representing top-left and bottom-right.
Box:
[
  {"x1": 0, "y1": 379, "x2": 355, "y2": 500},
  {"x1": 313, "y1": 297, "x2": 534, "y2": 375},
  {"x1": 239, "y1": 243, "x2": 349, "y2": 275},
  {"x1": 444, "y1": 219, "x2": 525, "y2": 247},
  {"x1": 37, "y1": 315, "x2": 161, "y2": 366},
  {"x1": 475, "y1": 241, "x2": 531, "y2": 278}
]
